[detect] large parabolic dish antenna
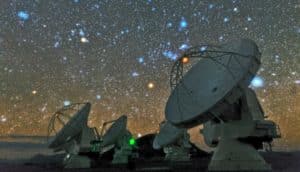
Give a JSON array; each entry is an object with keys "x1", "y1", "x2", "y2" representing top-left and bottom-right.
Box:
[
  {"x1": 48, "y1": 102, "x2": 91, "y2": 149},
  {"x1": 101, "y1": 115, "x2": 128, "y2": 147},
  {"x1": 166, "y1": 39, "x2": 261, "y2": 127}
]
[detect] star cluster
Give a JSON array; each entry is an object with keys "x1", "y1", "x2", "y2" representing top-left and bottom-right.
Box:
[{"x1": 0, "y1": 0, "x2": 299, "y2": 150}]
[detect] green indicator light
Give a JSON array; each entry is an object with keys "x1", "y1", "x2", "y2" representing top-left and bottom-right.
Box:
[{"x1": 129, "y1": 138, "x2": 136, "y2": 146}]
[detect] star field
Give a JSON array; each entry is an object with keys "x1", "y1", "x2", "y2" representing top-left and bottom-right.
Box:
[{"x1": 0, "y1": 0, "x2": 299, "y2": 150}]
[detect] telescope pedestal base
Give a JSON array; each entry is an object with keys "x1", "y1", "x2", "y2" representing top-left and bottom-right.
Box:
[
  {"x1": 164, "y1": 146, "x2": 190, "y2": 162},
  {"x1": 112, "y1": 147, "x2": 132, "y2": 164},
  {"x1": 208, "y1": 139, "x2": 271, "y2": 172}
]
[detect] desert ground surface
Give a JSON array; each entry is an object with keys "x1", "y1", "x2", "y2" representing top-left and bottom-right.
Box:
[{"x1": 1, "y1": 136, "x2": 300, "y2": 172}]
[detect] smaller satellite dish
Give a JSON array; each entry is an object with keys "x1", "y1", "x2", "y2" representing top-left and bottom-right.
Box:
[
  {"x1": 153, "y1": 121, "x2": 185, "y2": 150},
  {"x1": 101, "y1": 115, "x2": 127, "y2": 147},
  {"x1": 48, "y1": 102, "x2": 91, "y2": 149}
]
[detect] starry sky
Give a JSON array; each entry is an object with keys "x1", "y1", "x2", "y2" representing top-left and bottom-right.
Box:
[{"x1": 0, "y1": 0, "x2": 299, "y2": 150}]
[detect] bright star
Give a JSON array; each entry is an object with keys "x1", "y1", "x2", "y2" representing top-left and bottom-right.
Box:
[
  {"x1": 251, "y1": 76, "x2": 264, "y2": 88},
  {"x1": 219, "y1": 36, "x2": 224, "y2": 41},
  {"x1": 223, "y1": 17, "x2": 229, "y2": 23},
  {"x1": 179, "y1": 18, "x2": 188, "y2": 29},
  {"x1": 79, "y1": 29, "x2": 85, "y2": 36},
  {"x1": 138, "y1": 57, "x2": 144, "y2": 63},
  {"x1": 64, "y1": 100, "x2": 71, "y2": 106},
  {"x1": 96, "y1": 95, "x2": 101, "y2": 100},
  {"x1": 179, "y1": 43, "x2": 189, "y2": 50},
  {"x1": 181, "y1": 57, "x2": 189, "y2": 64},
  {"x1": 32, "y1": 90, "x2": 37, "y2": 95},
  {"x1": 167, "y1": 22, "x2": 173, "y2": 28},
  {"x1": 200, "y1": 46, "x2": 207, "y2": 52},
  {"x1": 247, "y1": 16, "x2": 252, "y2": 22},
  {"x1": 54, "y1": 41, "x2": 60, "y2": 48},
  {"x1": 17, "y1": 11, "x2": 29, "y2": 20},
  {"x1": 132, "y1": 72, "x2": 139, "y2": 77},
  {"x1": 147, "y1": 82, "x2": 155, "y2": 89},
  {"x1": 1, "y1": 115, "x2": 7, "y2": 122},
  {"x1": 81, "y1": 37, "x2": 89, "y2": 43},
  {"x1": 163, "y1": 50, "x2": 177, "y2": 60}
]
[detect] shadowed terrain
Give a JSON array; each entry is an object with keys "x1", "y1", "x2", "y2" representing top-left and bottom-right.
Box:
[{"x1": 1, "y1": 136, "x2": 300, "y2": 172}]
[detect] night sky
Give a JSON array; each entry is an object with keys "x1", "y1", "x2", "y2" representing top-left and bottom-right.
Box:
[{"x1": 0, "y1": 0, "x2": 299, "y2": 150}]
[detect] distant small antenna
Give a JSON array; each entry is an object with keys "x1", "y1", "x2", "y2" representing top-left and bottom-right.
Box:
[
  {"x1": 98, "y1": 115, "x2": 135, "y2": 164},
  {"x1": 101, "y1": 115, "x2": 128, "y2": 147},
  {"x1": 47, "y1": 102, "x2": 92, "y2": 149}
]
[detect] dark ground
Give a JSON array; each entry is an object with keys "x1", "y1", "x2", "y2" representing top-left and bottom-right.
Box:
[
  {"x1": 1, "y1": 152, "x2": 300, "y2": 172},
  {"x1": 1, "y1": 136, "x2": 300, "y2": 172}
]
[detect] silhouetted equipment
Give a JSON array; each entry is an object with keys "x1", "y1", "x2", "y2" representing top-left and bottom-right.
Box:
[
  {"x1": 47, "y1": 102, "x2": 98, "y2": 168},
  {"x1": 47, "y1": 103, "x2": 135, "y2": 167},
  {"x1": 43, "y1": 39, "x2": 281, "y2": 171},
  {"x1": 153, "y1": 121, "x2": 191, "y2": 161},
  {"x1": 153, "y1": 121, "x2": 185, "y2": 150},
  {"x1": 96, "y1": 115, "x2": 135, "y2": 164},
  {"x1": 100, "y1": 115, "x2": 128, "y2": 148},
  {"x1": 165, "y1": 39, "x2": 281, "y2": 171},
  {"x1": 136, "y1": 134, "x2": 165, "y2": 159}
]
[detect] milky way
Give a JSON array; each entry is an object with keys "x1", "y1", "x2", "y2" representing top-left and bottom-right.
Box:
[{"x1": 0, "y1": 0, "x2": 299, "y2": 150}]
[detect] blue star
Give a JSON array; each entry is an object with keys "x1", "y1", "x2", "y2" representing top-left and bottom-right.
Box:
[
  {"x1": 179, "y1": 43, "x2": 189, "y2": 50},
  {"x1": 223, "y1": 17, "x2": 229, "y2": 23},
  {"x1": 163, "y1": 50, "x2": 177, "y2": 60},
  {"x1": 132, "y1": 72, "x2": 139, "y2": 77},
  {"x1": 138, "y1": 57, "x2": 144, "y2": 63},
  {"x1": 79, "y1": 29, "x2": 85, "y2": 36},
  {"x1": 179, "y1": 18, "x2": 188, "y2": 29},
  {"x1": 17, "y1": 11, "x2": 29, "y2": 21},
  {"x1": 251, "y1": 76, "x2": 264, "y2": 88},
  {"x1": 200, "y1": 46, "x2": 207, "y2": 52},
  {"x1": 247, "y1": 16, "x2": 252, "y2": 22}
]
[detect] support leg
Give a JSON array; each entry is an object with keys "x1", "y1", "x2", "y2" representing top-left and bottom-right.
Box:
[{"x1": 208, "y1": 139, "x2": 271, "y2": 172}]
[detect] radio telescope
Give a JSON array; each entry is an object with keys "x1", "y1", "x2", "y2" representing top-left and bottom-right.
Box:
[
  {"x1": 47, "y1": 102, "x2": 99, "y2": 168},
  {"x1": 90, "y1": 115, "x2": 136, "y2": 164},
  {"x1": 153, "y1": 121, "x2": 191, "y2": 161},
  {"x1": 165, "y1": 39, "x2": 281, "y2": 171}
]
